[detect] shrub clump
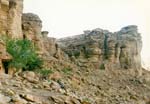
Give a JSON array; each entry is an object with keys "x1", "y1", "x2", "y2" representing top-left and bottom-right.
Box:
[
  {"x1": 36, "y1": 68, "x2": 53, "y2": 79},
  {"x1": 6, "y1": 39, "x2": 43, "y2": 71},
  {"x1": 62, "y1": 67, "x2": 72, "y2": 74}
]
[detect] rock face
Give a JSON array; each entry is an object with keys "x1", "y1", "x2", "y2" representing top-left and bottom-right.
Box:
[
  {"x1": 116, "y1": 26, "x2": 142, "y2": 71},
  {"x1": 41, "y1": 31, "x2": 57, "y2": 57},
  {"x1": 22, "y1": 13, "x2": 42, "y2": 41},
  {"x1": 22, "y1": 13, "x2": 45, "y2": 54},
  {"x1": 0, "y1": 0, "x2": 23, "y2": 38},
  {"x1": 0, "y1": 0, "x2": 143, "y2": 76},
  {"x1": 58, "y1": 25, "x2": 142, "y2": 74},
  {"x1": 0, "y1": 1, "x2": 150, "y2": 104},
  {"x1": 22, "y1": 13, "x2": 63, "y2": 59},
  {"x1": 0, "y1": 0, "x2": 9, "y2": 35},
  {"x1": 0, "y1": 0, "x2": 23, "y2": 74},
  {"x1": 0, "y1": 39, "x2": 11, "y2": 73},
  {"x1": 22, "y1": 13, "x2": 69, "y2": 71}
]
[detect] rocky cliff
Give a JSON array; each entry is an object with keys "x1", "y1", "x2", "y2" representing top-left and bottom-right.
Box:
[
  {"x1": 0, "y1": 0, "x2": 150, "y2": 104},
  {"x1": 0, "y1": 0, "x2": 143, "y2": 75},
  {"x1": 58, "y1": 25, "x2": 142, "y2": 75},
  {"x1": 0, "y1": 0, "x2": 23, "y2": 73},
  {"x1": 22, "y1": 13, "x2": 72, "y2": 71},
  {"x1": 0, "y1": 0, "x2": 23, "y2": 38}
]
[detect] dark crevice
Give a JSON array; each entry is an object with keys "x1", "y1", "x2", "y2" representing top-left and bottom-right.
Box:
[
  {"x1": 103, "y1": 34, "x2": 109, "y2": 59},
  {"x1": 115, "y1": 43, "x2": 118, "y2": 58},
  {"x1": 2, "y1": 61, "x2": 9, "y2": 74},
  {"x1": 23, "y1": 34, "x2": 26, "y2": 39},
  {"x1": 9, "y1": 0, "x2": 17, "y2": 9}
]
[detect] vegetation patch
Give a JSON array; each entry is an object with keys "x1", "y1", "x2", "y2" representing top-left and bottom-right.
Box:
[
  {"x1": 6, "y1": 38, "x2": 43, "y2": 71},
  {"x1": 62, "y1": 67, "x2": 72, "y2": 74},
  {"x1": 37, "y1": 68, "x2": 53, "y2": 77},
  {"x1": 82, "y1": 98, "x2": 91, "y2": 104}
]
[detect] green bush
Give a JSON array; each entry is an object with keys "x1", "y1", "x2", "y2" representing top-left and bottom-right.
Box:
[
  {"x1": 6, "y1": 39, "x2": 43, "y2": 71},
  {"x1": 37, "y1": 68, "x2": 53, "y2": 76}
]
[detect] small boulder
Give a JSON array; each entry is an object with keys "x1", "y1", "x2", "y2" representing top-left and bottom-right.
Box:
[{"x1": 22, "y1": 71, "x2": 39, "y2": 83}]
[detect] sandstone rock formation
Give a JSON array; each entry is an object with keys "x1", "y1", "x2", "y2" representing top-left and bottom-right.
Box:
[
  {"x1": 0, "y1": 39, "x2": 11, "y2": 74},
  {"x1": 22, "y1": 13, "x2": 71, "y2": 71},
  {"x1": 0, "y1": 0, "x2": 143, "y2": 77},
  {"x1": 22, "y1": 13, "x2": 63, "y2": 58},
  {"x1": 0, "y1": 1, "x2": 150, "y2": 104},
  {"x1": 0, "y1": 0, "x2": 23, "y2": 38},
  {"x1": 22, "y1": 13, "x2": 45, "y2": 55},
  {"x1": 58, "y1": 25, "x2": 142, "y2": 75},
  {"x1": 0, "y1": 0, "x2": 23, "y2": 75}
]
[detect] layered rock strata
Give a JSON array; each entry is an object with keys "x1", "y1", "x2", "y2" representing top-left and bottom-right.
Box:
[
  {"x1": 0, "y1": 0, "x2": 143, "y2": 76},
  {"x1": 58, "y1": 25, "x2": 142, "y2": 74},
  {"x1": 0, "y1": 0, "x2": 23, "y2": 38}
]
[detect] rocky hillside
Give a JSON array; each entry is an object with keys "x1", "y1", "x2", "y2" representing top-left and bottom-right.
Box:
[{"x1": 0, "y1": 0, "x2": 150, "y2": 104}]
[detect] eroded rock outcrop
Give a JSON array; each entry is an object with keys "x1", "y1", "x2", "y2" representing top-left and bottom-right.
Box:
[
  {"x1": 22, "y1": 13, "x2": 65, "y2": 58},
  {"x1": 22, "y1": 13, "x2": 45, "y2": 55},
  {"x1": 58, "y1": 25, "x2": 142, "y2": 75},
  {"x1": 0, "y1": 39, "x2": 11, "y2": 73},
  {"x1": 1, "y1": 1, "x2": 150, "y2": 104},
  {"x1": 22, "y1": 13, "x2": 71, "y2": 70},
  {"x1": 0, "y1": 0, "x2": 143, "y2": 77},
  {"x1": 0, "y1": 0, "x2": 23, "y2": 74},
  {"x1": 0, "y1": 0, "x2": 23, "y2": 38}
]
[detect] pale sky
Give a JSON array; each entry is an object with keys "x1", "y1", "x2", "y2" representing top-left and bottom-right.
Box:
[{"x1": 24, "y1": 0, "x2": 150, "y2": 67}]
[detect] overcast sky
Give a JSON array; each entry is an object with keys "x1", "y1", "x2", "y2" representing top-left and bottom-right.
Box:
[{"x1": 23, "y1": 0, "x2": 150, "y2": 65}]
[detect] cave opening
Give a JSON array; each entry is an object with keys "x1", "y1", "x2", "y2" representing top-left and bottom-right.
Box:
[{"x1": 2, "y1": 61, "x2": 9, "y2": 74}]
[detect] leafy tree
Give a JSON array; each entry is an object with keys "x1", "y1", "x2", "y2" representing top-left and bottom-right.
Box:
[{"x1": 6, "y1": 39, "x2": 43, "y2": 71}]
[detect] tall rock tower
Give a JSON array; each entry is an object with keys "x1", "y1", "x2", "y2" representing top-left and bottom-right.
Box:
[
  {"x1": 0, "y1": 0, "x2": 23, "y2": 38},
  {"x1": 0, "y1": 0, "x2": 23, "y2": 74}
]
